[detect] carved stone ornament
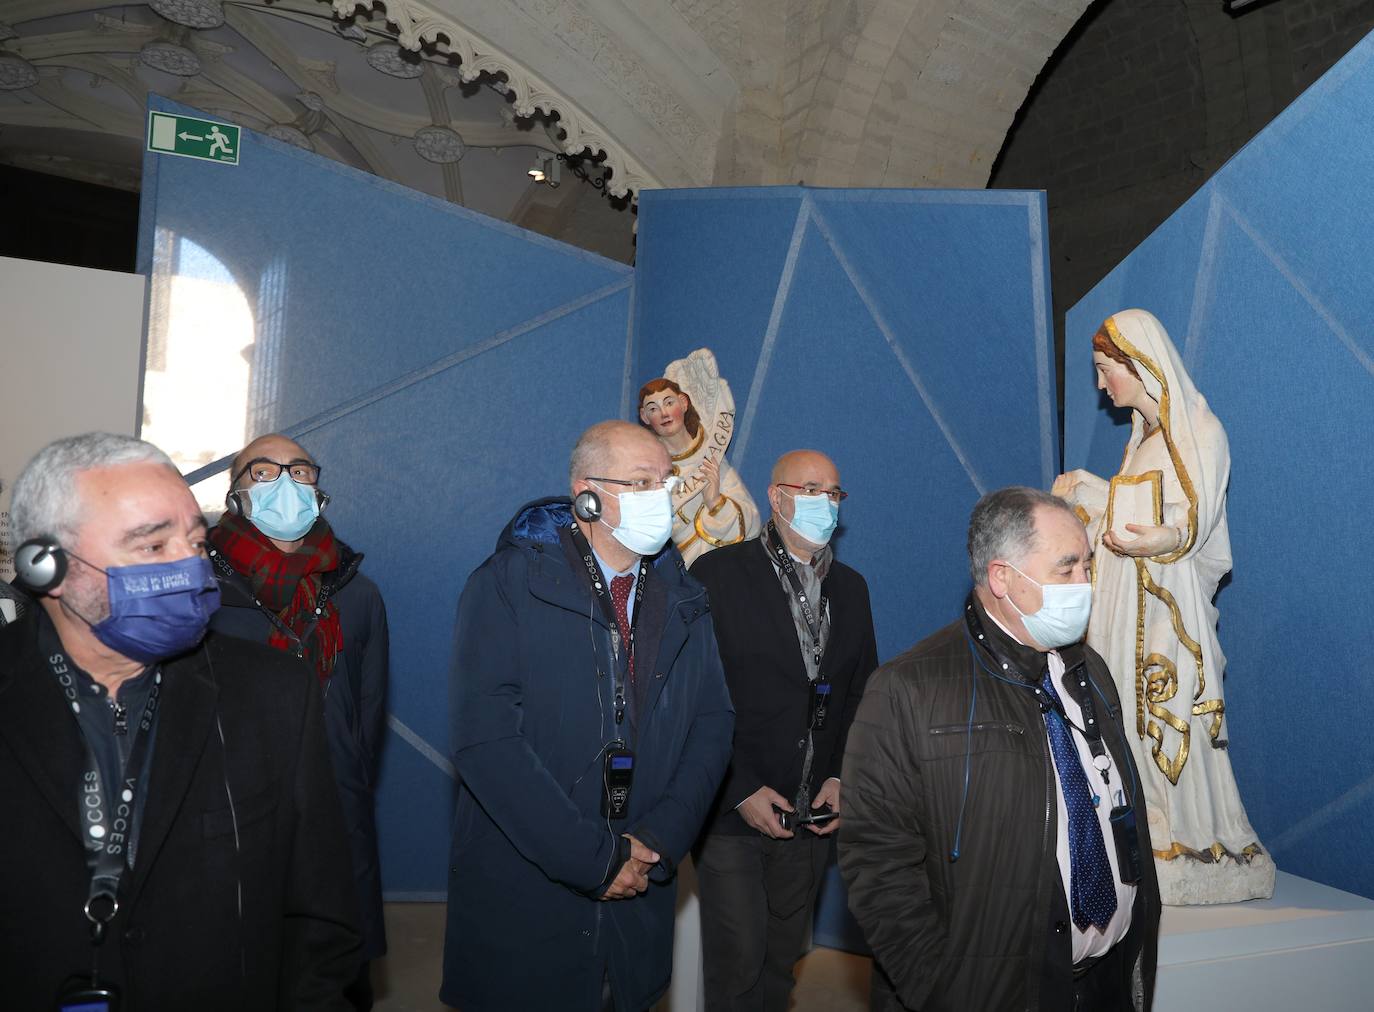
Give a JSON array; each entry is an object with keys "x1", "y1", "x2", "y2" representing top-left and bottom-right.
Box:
[
  {"x1": 413, "y1": 125, "x2": 465, "y2": 163},
  {"x1": 149, "y1": 0, "x2": 225, "y2": 30},
  {"x1": 0, "y1": 53, "x2": 39, "y2": 91},
  {"x1": 139, "y1": 41, "x2": 202, "y2": 76},
  {"x1": 0, "y1": 22, "x2": 18, "y2": 43},
  {"x1": 267, "y1": 123, "x2": 312, "y2": 149},
  {"x1": 296, "y1": 91, "x2": 327, "y2": 113},
  {"x1": 365, "y1": 41, "x2": 424, "y2": 79},
  {"x1": 330, "y1": 0, "x2": 655, "y2": 199}
]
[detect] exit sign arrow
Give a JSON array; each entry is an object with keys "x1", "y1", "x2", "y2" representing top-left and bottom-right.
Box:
[{"x1": 147, "y1": 111, "x2": 240, "y2": 165}]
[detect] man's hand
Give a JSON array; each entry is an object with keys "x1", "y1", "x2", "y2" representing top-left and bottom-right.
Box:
[
  {"x1": 1104, "y1": 522, "x2": 1181, "y2": 558},
  {"x1": 805, "y1": 777, "x2": 842, "y2": 836},
  {"x1": 600, "y1": 835, "x2": 660, "y2": 900},
  {"x1": 738, "y1": 786, "x2": 794, "y2": 839}
]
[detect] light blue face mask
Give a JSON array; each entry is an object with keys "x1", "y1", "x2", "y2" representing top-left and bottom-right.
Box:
[
  {"x1": 783, "y1": 490, "x2": 839, "y2": 547},
  {"x1": 1006, "y1": 564, "x2": 1092, "y2": 648},
  {"x1": 246, "y1": 474, "x2": 320, "y2": 542}
]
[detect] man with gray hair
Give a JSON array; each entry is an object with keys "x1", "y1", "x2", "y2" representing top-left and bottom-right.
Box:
[
  {"x1": 0, "y1": 432, "x2": 362, "y2": 1010},
  {"x1": 441, "y1": 419, "x2": 734, "y2": 1012},
  {"x1": 839, "y1": 486, "x2": 1160, "y2": 1012},
  {"x1": 0, "y1": 474, "x2": 29, "y2": 627}
]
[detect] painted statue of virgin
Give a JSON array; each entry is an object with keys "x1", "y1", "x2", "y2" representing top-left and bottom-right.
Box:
[
  {"x1": 1053, "y1": 309, "x2": 1274, "y2": 905},
  {"x1": 638, "y1": 348, "x2": 760, "y2": 566}
]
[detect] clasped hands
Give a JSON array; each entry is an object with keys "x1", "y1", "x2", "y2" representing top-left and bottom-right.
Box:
[{"x1": 600, "y1": 835, "x2": 659, "y2": 901}]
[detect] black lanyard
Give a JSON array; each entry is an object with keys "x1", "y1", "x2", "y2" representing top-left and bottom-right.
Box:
[
  {"x1": 764, "y1": 520, "x2": 829, "y2": 674},
  {"x1": 962, "y1": 597, "x2": 1111, "y2": 771},
  {"x1": 207, "y1": 546, "x2": 337, "y2": 659},
  {"x1": 47, "y1": 650, "x2": 161, "y2": 944},
  {"x1": 568, "y1": 524, "x2": 648, "y2": 726}
]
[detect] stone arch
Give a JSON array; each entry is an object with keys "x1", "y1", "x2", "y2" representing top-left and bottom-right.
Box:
[{"x1": 772, "y1": 0, "x2": 1097, "y2": 188}]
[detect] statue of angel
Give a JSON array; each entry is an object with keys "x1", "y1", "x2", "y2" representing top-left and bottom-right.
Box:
[{"x1": 638, "y1": 348, "x2": 760, "y2": 566}]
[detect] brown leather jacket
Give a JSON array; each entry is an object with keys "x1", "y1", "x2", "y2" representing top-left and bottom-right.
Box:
[{"x1": 839, "y1": 596, "x2": 1160, "y2": 1012}]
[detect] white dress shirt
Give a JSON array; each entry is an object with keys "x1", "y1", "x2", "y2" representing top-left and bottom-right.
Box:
[{"x1": 987, "y1": 611, "x2": 1136, "y2": 963}]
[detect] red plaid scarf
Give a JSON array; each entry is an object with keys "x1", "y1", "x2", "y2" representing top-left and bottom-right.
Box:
[{"x1": 209, "y1": 512, "x2": 343, "y2": 684}]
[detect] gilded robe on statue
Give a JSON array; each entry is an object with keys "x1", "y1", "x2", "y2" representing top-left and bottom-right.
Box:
[{"x1": 1058, "y1": 309, "x2": 1274, "y2": 905}]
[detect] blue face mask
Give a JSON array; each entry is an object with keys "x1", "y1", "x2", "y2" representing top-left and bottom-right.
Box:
[
  {"x1": 246, "y1": 474, "x2": 320, "y2": 541},
  {"x1": 86, "y1": 556, "x2": 221, "y2": 663},
  {"x1": 783, "y1": 490, "x2": 839, "y2": 547},
  {"x1": 1006, "y1": 564, "x2": 1092, "y2": 649}
]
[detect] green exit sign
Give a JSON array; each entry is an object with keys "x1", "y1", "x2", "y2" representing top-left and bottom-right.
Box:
[{"x1": 147, "y1": 111, "x2": 240, "y2": 165}]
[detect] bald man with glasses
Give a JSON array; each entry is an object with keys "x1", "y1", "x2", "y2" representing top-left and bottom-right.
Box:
[{"x1": 689, "y1": 449, "x2": 878, "y2": 1012}]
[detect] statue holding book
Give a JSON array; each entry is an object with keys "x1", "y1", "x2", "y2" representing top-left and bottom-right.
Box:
[{"x1": 1053, "y1": 308, "x2": 1274, "y2": 905}]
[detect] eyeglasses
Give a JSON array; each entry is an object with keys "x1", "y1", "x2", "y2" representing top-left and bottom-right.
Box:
[
  {"x1": 233, "y1": 457, "x2": 321, "y2": 485},
  {"x1": 776, "y1": 482, "x2": 847, "y2": 503},
  {"x1": 586, "y1": 475, "x2": 681, "y2": 494}
]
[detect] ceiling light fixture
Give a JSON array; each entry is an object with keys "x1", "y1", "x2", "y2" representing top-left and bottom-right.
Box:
[{"x1": 527, "y1": 155, "x2": 560, "y2": 187}]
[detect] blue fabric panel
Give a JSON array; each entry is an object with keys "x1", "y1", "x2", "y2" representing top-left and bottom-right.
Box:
[
  {"x1": 635, "y1": 184, "x2": 1057, "y2": 952},
  {"x1": 1065, "y1": 33, "x2": 1374, "y2": 901},
  {"x1": 137, "y1": 97, "x2": 632, "y2": 896}
]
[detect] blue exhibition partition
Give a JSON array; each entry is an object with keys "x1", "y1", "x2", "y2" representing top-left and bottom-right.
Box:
[
  {"x1": 1066, "y1": 33, "x2": 1374, "y2": 901},
  {"x1": 634, "y1": 186, "x2": 1058, "y2": 950},
  {"x1": 137, "y1": 96, "x2": 634, "y2": 898}
]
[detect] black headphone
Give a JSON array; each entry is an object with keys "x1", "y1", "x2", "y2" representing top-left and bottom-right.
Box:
[
  {"x1": 224, "y1": 486, "x2": 331, "y2": 517},
  {"x1": 13, "y1": 536, "x2": 67, "y2": 594},
  {"x1": 573, "y1": 490, "x2": 602, "y2": 522}
]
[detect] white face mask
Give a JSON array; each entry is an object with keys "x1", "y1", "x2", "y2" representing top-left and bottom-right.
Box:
[
  {"x1": 596, "y1": 484, "x2": 674, "y2": 557},
  {"x1": 782, "y1": 490, "x2": 839, "y2": 546},
  {"x1": 1005, "y1": 564, "x2": 1092, "y2": 648}
]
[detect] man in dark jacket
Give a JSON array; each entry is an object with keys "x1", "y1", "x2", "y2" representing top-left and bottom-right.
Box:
[
  {"x1": 840, "y1": 486, "x2": 1160, "y2": 1012},
  {"x1": 690, "y1": 449, "x2": 877, "y2": 1011},
  {"x1": 441, "y1": 420, "x2": 734, "y2": 1012},
  {"x1": 205, "y1": 433, "x2": 388, "y2": 1010},
  {"x1": 0, "y1": 432, "x2": 360, "y2": 1010}
]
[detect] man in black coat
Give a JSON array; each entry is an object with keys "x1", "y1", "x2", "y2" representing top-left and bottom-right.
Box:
[
  {"x1": 0, "y1": 432, "x2": 360, "y2": 1010},
  {"x1": 840, "y1": 487, "x2": 1160, "y2": 1011},
  {"x1": 689, "y1": 449, "x2": 878, "y2": 1011},
  {"x1": 205, "y1": 433, "x2": 388, "y2": 1011}
]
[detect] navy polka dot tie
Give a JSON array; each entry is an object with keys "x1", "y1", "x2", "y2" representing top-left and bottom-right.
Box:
[
  {"x1": 611, "y1": 574, "x2": 635, "y2": 684},
  {"x1": 1040, "y1": 672, "x2": 1116, "y2": 931}
]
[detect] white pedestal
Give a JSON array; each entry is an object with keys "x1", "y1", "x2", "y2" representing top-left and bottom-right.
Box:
[{"x1": 1156, "y1": 871, "x2": 1374, "y2": 1011}]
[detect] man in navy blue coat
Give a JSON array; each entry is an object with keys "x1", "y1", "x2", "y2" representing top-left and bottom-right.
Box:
[{"x1": 441, "y1": 420, "x2": 734, "y2": 1012}]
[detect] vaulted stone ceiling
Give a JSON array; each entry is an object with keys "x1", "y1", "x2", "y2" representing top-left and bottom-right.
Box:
[{"x1": 0, "y1": 0, "x2": 1095, "y2": 255}]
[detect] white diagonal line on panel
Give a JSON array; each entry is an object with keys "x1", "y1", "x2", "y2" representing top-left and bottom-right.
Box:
[
  {"x1": 731, "y1": 196, "x2": 813, "y2": 470},
  {"x1": 1221, "y1": 195, "x2": 1374, "y2": 380},
  {"x1": 180, "y1": 277, "x2": 634, "y2": 486},
  {"x1": 1183, "y1": 188, "x2": 1225, "y2": 374},
  {"x1": 809, "y1": 203, "x2": 986, "y2": 496},
  {"x1": 387, "y1": 713, "x2": 457, "y2": 780},
  {"x1": 620, "y1": 278, "x2": 638, "y2": 419},
  {"x1": 1267, "y1": 769, "x2": 1374, "y2": 855},
  {"x1": 1026, "y1": 195, "x2": 1056, "y2": 486}
]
